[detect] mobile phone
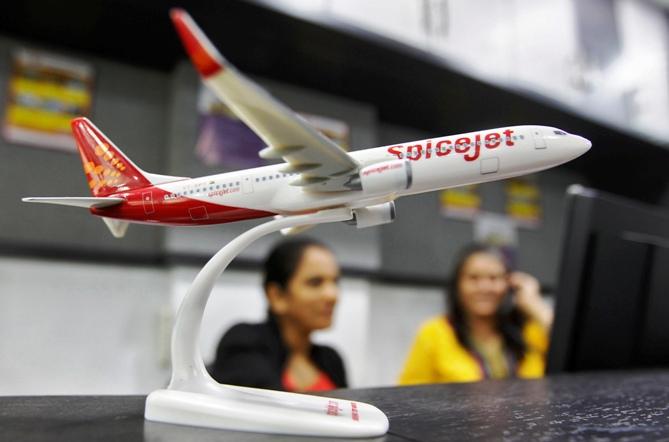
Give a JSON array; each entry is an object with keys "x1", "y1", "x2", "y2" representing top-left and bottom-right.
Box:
[{"x1": 498, "y1": 290, "x2": 515, "y2": 316}]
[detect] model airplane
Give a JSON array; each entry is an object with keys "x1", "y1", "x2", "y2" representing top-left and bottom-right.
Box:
[{"x1": 23, "y1": 9, "x2": 590, "y2": 238}]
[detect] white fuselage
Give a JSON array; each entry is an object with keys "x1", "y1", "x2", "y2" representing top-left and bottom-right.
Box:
[{"x1": 157, "y1": 125, "x2": 590, "y2": 216}]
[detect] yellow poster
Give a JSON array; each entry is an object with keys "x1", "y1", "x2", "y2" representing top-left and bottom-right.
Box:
[
  {"x1": 440, "y1": 185, "x2": 481, "y2": 219},
  {"x1": 505, "y1": 177, "x2": 542, "y2": 228},
  {"x1": 3, "y1": 49, "x2": 93, "y2": 151}
]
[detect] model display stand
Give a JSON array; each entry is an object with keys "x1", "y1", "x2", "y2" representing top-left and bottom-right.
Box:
[{"x1": 145, "y1": 208, "x2": 389, "y2": 437}]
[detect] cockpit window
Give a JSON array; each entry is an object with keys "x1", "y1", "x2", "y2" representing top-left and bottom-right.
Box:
[{"x1": 554, "y1": 130, "x2": 567, "y2": 136}]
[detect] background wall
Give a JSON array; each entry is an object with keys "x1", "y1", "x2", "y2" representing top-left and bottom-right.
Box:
[
  {"x1": 0, "y1": 257, "x2": 442, "y2": 394},
  {"x1": 0, "y1": 29, "x2": 586, "y2": 393},
  {"x1": 0, "y1": 35, "x2": 168, "y2": 256},
  {"x1": 0, "y1": 257, "x2": 169, "y2": 395}
]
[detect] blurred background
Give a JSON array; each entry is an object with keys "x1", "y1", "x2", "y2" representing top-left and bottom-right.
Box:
[{"x1": 1, "y1": 0, "x2": 668, "y2": 394}]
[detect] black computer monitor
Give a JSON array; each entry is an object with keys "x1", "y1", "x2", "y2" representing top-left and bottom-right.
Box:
[{"x1": 547, "y1": 185, "x2": 669, "y2": 373}]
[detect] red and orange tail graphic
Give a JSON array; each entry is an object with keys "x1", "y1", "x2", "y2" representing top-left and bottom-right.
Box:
[{"x1": 71, "y1": 117, "x2": 152, "y2": 197}]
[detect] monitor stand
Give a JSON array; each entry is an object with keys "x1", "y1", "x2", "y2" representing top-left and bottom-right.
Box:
[{"x1": 145, "y1": 208, "x2": 389, "y2": 437}]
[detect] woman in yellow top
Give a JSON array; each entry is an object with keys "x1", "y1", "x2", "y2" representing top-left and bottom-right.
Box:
[{"x1": 399, "y1": 244, "x2": 553, "y2": 384}]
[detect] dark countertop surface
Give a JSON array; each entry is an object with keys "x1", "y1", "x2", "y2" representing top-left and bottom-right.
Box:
[{"x1": 2, "y1": 370, "x2": 669, "y2": 441}]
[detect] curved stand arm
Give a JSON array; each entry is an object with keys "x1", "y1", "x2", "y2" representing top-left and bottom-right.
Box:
[
  {"x1": 145, "y1": 208, "x2": 389, "y2": 437},
  {"x1": 168, "y1": 207, "x2": 354, "y2": 392}
]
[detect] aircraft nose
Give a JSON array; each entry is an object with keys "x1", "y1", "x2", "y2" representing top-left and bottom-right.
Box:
[
  {"x1": 576, "y1": 135, "x2": 592, "y2": 150},
  {"x1": 572, "y1": 135, "x2": 592, "y2": 155},
  {"x1": 543, "y1": 131, "x2": 591, "y2": 161},
  {"x1": 553, "y1": 134, "x2": 591, "y2": 159}
]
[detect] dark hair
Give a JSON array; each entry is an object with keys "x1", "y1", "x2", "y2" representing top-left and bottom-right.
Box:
[
  {"x1": 263, "y1": 237, "x2": 330, "y2": 292},
  {"x1": 447, "y1": 243, "x2": 527, "y2": 362}
]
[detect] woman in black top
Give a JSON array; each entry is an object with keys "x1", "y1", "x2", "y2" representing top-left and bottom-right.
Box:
[{"x1": 209, "y1": 237, "x2": 347, "y2": 391}]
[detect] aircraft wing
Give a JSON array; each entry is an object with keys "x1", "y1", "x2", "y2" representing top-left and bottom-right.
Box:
[{"x1": 171, "y1": 9, "x2": 360, "y2": 192}]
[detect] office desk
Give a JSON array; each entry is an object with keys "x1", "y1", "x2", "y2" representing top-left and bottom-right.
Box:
[{"x1": 2, "y1": 370, "x2": 669, "y2": 441}]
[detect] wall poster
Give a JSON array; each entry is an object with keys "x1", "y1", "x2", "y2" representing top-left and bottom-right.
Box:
[
  {"x1": 505, "y1": 176, "x2": 542, "y2": 228},
  {"x1": 3, "y1": 48, "x2": 93, "y2": 151},
  {"x1": 195, "y1": 87, "x2": 350, "y2": 169},
  {"x1": 440, "y1": 184, "x2": 481, "y2": 220}
]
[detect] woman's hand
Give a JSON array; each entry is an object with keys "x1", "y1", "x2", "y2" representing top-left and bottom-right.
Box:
[{"x1": 509, "y1": 272, "x2": 553, "y2": 330}]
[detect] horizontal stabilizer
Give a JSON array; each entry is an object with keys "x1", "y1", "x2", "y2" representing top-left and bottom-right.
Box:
[{"x1": 22, "y1": 197, "x2": 124, "y2": 209}]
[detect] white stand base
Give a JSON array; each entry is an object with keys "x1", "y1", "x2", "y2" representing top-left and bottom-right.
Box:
[
  {"x1": 146, "y1": 385, "x2": 388, "y2": 437},
  {"x1": 145, "y1": 208, "x2": 389, "y2": 437}
]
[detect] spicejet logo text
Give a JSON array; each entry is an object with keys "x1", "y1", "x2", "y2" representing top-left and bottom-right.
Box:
[{"x1": 387, "y1": 129, "x2": 516, "y2": 162}]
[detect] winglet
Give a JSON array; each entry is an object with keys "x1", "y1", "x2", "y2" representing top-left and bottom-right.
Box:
[{"x1": 170, "y1": 8, "x2": 225, "y2": 78}]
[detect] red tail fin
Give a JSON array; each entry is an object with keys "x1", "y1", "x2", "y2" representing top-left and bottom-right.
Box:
[{"x1": 72, "y1": 117, "x2": 152, "y2": 197}]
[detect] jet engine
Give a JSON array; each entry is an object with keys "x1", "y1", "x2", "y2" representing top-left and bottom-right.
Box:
[
  {"x1": 346, "y1": 160, "x2": 412, "y2": 194},
  {"x1": 350, "y1": 201, "x2": 396, "y2": 229}
]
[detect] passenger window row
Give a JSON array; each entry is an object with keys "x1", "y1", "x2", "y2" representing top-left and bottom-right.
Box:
[
  {"x1": 177, "y1": 180, "x2": 241, "y2": 196},
  {"x1": 255, "y1": 173, "x2": 297, "y2": 183}
]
